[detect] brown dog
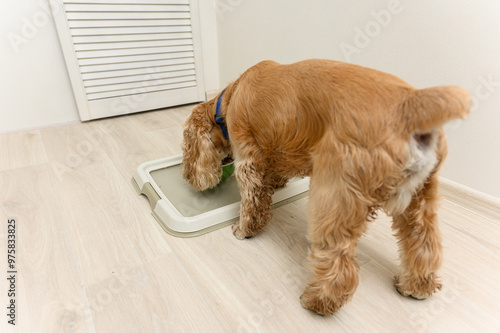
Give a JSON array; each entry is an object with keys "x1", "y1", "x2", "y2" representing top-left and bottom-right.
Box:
[{"x1": 181, "y1": 59, "x2": 470, "y2": 315}]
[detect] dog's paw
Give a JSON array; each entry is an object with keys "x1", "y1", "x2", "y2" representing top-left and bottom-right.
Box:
[
  {"x1": 300, "y1": 288, "x2": 348, "y2": 316},
  {"x1": 232, "y1": 223, "x2": 252, "y2": 240},
  {"x1": 394, "y1": 274, "x2": 443, "y2": 300}
]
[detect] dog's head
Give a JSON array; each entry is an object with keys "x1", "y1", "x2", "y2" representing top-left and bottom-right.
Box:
[{"x1": 181, "y1": 100, "x2": 231, "y2": 191}]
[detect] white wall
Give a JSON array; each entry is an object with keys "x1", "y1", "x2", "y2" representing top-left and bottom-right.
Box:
[
  {"x1": 1, "y1": 0, "x2": 80, "y2": 133},
  {"x1": 216, "y1": 0, "x2": 500, "y2": 198},
  {"x1": 0, "y1": 0, "x2": 219, "y2": 134},
  {"x1": 198, "y1": 0, "x2": 220, "y2": 95}
]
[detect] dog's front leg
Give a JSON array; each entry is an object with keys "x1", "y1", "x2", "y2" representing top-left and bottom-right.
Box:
[
  {"x1": 232, "y1": 158, "x2": 274, "y2": 239},
  {"x1": 392, "y1": 172, "x2": 443, "y2": 299},
  {"x1": 300, "y1": 173, "x2": 369, "y2": 316}
]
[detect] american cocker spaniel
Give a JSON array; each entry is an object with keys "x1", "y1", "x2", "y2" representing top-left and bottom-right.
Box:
[{"x1": 181, "y1": 59, "x2": 471, "y2": 315}]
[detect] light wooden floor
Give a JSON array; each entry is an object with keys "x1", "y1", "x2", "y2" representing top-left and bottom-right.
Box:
[{"x1": 1, "y1": 105, "x2": 499, "y2": 333}]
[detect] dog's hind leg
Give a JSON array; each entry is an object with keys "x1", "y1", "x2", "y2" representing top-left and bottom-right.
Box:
[
  {"x1": 232, "y1": 158, "x2": 275, "y2": 240},
  {"x1": 300, "y1": 160, "x2": 371, "y2": 316},
  {"x1": 392, "y1": 171, "x2": 443, "y2": 299}
]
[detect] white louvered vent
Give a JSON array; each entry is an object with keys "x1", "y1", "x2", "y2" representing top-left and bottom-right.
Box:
[{"x1": 51, "y1": 0, "x2": 205, "y2": 120}]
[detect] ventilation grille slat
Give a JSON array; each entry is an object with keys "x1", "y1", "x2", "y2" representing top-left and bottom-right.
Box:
[
  {"x1": 82, "y1": 63, "x2": 194, "y2": 79},
  {"x1": 80, "y1": 57, "x2": 194, "y2": 73},
  {"x1": 74, "y1": 38, "x2": 193, "y2": 52},
  {"x1": 87, "y1": 80, "x2": 197, "y2": 101},
  {"x1": 64, "y1": 4, "x2": 190, "y2": 12},
  {"x1": 72, "y1": 32, "x2": 193, "y2": 43},
  {"x1": 76, "y1": 44, "x2": 193, "y2": 58},
  {"x1": 66, "y1": 12, "x2": 191, "y2": 20},
  {"x1": 77, "y1": 51, "x2": 194, "y2": 66},
  {"x1": 64, "y1": 0, "x2": 189, "y2": 4},
  {"x1": 69, "y1": 19, "x2": 192, "y2": 29}
]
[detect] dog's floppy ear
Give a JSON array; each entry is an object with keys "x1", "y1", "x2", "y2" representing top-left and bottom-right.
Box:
[
  {"x1": 399, "y1": 86, "x2": 471, "y2": 133},
  {"x1": 181, "y1": 103, "x2": 222, "y2": 191}
]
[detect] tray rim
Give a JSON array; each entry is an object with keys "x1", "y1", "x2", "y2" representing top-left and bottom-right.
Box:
[{"x1": 133, "y1": 154, "x2": 310, "y2": 237}]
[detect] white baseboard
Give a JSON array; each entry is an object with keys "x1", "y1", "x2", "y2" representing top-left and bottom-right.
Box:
[
  {"x1": 439, "y1": 177, "x2": 500, "y2": 222},
  {"x1": 0, "y1": 120, "x2": 81, "y2": 136}
]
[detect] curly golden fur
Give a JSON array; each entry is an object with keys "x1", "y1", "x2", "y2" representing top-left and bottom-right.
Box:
[{"x1": 181, "y1": 59, "x2": 471, "y2": 315}]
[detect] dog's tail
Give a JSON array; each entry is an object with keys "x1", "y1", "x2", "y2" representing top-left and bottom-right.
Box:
[{"x1": 399, "y1": 86, "x2": 471, "y2": 133}]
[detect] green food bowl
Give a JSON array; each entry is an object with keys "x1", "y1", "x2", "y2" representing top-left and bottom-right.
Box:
[{"x1": 220, "y1": 158, "x2": 235, "y2": 183}]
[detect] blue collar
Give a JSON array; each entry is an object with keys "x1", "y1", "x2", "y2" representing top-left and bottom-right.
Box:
[{"x1": 214, "y1": 93, "x2": 229, "y2": 140}]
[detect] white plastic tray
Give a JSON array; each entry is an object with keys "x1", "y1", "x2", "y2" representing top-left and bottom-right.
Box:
[{"x1": 132, "y1": 154, "x2": 310, "y2": 237}]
